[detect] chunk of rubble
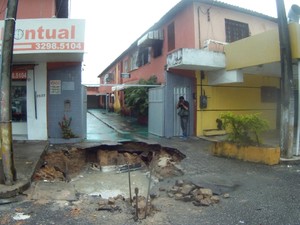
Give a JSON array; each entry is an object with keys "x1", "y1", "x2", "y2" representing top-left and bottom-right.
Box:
[
  {"x1": 132, "y1": 195, "x2": 154, "y2": 220},
  {"x1": 167, "y1": 180, "x2": 223, "y2": 207}
]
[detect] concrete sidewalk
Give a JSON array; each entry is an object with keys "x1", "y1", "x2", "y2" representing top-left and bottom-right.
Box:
[{"x1": 0, "y1": 141, "x2": 48, "y2": 198}]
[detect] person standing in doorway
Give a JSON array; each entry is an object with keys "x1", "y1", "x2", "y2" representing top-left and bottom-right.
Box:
[{"x1": 177, "y1": 96, "x2": 189, "y2": 139}]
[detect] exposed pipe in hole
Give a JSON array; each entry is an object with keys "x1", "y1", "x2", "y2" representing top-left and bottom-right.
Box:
[
  {"x1": 144, "y1": 152, "x2": 155, "y2": 219},
  {"x1": 127, "y1": 162, "x2": 132, "y2": 203},
  {"x1": 134, "y1": 187, "x2": 139, "y2": 221}
]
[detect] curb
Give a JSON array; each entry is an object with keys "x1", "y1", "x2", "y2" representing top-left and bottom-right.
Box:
[
  {"x1": 0, "y1": 180, "x2": 31, "y2": 198},
  {"x1": 280, "y1": 156, "x2": 300, "y2": 165}
]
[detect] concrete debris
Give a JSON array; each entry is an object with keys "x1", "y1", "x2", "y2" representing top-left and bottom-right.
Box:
[
  {"x1": 152, "y1": 151, "x2": 184, "y2": 179},
  {"x1": 223, "y1": 193, "x2": 230, "y2": 198},
  {"x1": 167, "y1": 180, "x2": 223, "y2": 207},
  {"x1": 132, "y1": 195, "x2": 154, "y2": 220},
  {"x1": 13, "y1": 212, "x2": 31, "y2": 220},
  {"x1": 96, "y1": 195, "x2": 125, "y2": 212}
]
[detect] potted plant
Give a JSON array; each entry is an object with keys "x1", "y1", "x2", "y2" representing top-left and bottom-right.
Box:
[{"x1": 211, "y1": 112, "x2": 280, "y2": 165}]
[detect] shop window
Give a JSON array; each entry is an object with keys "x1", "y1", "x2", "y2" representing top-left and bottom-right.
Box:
[
  {"x1": 167, "y1": 22, "x2": 175, "y2": 51},
  {"x1": 12, "y1": 84, "x2": 27, "y2": 122},
  {"x1": 225, "y1": 19, "x2": 249, "y2": 43}
]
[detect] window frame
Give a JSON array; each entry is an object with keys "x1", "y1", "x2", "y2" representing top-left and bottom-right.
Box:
[
  {"x1": 225, "y1": 19, "x2": 249, "y2": 43},
  {"x1": 167, "y1": 22, "x2": 175, "y2": 51}
]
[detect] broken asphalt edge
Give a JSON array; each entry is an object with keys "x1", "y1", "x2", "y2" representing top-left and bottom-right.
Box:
[{"x1": 0, "y1": 143, "x2": 49, "y2": 199}]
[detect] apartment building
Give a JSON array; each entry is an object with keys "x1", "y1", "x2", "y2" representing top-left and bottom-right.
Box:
[{"x1": 98, "y1": 0, "x2": 280, "y2": 138}]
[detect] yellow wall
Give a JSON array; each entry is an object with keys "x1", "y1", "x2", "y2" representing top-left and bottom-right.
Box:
[
  {"x1": 196, "y1": 72, "x2": 280, "y2": 136},
  {"x1": 289, "y1": 23, "x2": 300, "y2": 59},
  {"x1": 225, "y1": 23, "x2": 300, "y2": 70}
]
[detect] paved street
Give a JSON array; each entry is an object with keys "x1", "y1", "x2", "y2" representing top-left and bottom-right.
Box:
[{"x1": 0, "y1": 110, "x2": 300, "y2": 225}]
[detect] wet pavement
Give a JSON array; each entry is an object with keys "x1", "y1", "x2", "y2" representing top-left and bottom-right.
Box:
[{"x1": 87, "y1": 109, "x2": 149, "y2": 141}]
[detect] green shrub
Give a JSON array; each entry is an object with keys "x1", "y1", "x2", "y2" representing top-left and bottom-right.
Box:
[
  {"x1": 124, "y1": 75, "x2": 159, "y2": 117},
  {"x1": 220, "y1": 112, "x2": 269, "y2": 145}
]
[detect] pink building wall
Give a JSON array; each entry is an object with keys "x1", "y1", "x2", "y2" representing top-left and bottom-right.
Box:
[
  {"x1": 121, "y1": 3, "x2": 196, "y2": 86},
  {"x1": 0, "y1": 0, "x2": 55, "y2": 20},
  {"x1": 196, "y1": 3, "x2": 277, "y2": 49}
]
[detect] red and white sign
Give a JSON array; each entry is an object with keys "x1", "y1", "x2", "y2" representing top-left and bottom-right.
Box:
[
  {"x1": 12, "y1": 70, "x2": 27, "y2": 80},
  {"x1": 0, "y1": 19, "x2": 85, "y2": 54}
]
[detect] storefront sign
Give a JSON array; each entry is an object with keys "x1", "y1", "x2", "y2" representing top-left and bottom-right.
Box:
[
  {"x1": 49, "y1": 80, "x2": 61, "y2": 95},
  {"x1": 12, "y1": 70, "x2": 27, "y2": 80},
  {"x1": 0, "y1": 19, "x2": 85, "y2": 54}
]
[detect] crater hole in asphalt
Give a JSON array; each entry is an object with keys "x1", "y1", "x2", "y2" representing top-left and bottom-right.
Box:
[{"x1": 34, "y1": 141, "x2": 186, "y2": 199}]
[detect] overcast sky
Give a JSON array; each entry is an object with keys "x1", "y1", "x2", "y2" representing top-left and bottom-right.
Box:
[{"x1": 70, "y1": 0, "x2": 300, "y2": 84}]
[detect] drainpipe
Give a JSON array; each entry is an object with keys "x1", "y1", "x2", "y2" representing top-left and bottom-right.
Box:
[
  {"x1": 0, "y1": 0, "x2": 18, "y2": 185},
  {"x1": 197, "y1": 7, "x2": 201, "y2": 49}
]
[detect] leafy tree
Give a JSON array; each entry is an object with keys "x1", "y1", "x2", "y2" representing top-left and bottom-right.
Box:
[{"x1": 124, "y1": 75, "x2": 159, "y2": 117}]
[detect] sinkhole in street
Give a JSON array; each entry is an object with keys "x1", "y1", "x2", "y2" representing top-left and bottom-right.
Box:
[{"x1": 34, "y1": 141, "x2": 186, "y2": 199}]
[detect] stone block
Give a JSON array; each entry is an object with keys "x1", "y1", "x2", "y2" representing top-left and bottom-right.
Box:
[
  {"x1": 210, "y1": 195, "x2": 220, "y2": 203},
  {"x1": 199, "y1": 188, "x2": 213, "y2": 197},
  {"x1": 181, "y1": 184, "x2": 195, "y2": 195},
  {"x1": 200, "y1": 197, "x2": 212, "y2": 206}
]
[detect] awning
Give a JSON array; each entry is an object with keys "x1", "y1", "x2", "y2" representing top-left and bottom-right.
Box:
[
  {"x1": 111, "y1": 84, "x2": 163, "y2": 92},
  {"x1": 137, "y1": 29, "x2": 163, "y2": 47}
]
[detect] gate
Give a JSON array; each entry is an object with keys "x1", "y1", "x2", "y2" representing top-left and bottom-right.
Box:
[{"x1": 148, "y1": 86, "x2": 164, "y2": 136}]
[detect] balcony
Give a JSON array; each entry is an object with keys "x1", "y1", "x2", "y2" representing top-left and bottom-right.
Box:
[{"x1": 166, "y1": 48, "x2": 226, "y2": 71}]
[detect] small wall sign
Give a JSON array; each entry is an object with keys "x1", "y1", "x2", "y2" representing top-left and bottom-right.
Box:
[{"x1": 49, "y1": 80, "x2": 61, "y2": 94}]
